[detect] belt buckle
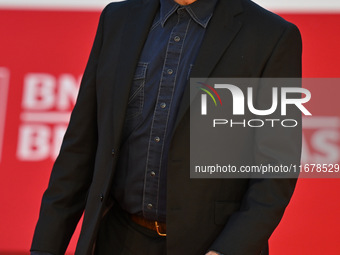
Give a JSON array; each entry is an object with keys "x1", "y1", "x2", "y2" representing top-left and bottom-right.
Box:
[{"x1": 155, "y1": 221, "x2": 166, "y2": 236}]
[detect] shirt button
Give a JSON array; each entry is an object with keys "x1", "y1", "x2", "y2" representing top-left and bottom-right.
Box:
[
  {"x1": 154, "y1": 136, "x2": 160, "y2": 142},
  {"x1": 147, "y1": 203, "x2": 153, "y2": 209},
  {"x1": 150, "y1": 171, "x2": 156, "y2": 177},
  {"x1": 174, "y1": 36, "x2": 180, "y2": 42},
  {"x1": 167, "y1": 69, "x2": 173, "y2": 75},
  {"x1": 160, "y1": 102, "x2": 166, "y2": 108}
]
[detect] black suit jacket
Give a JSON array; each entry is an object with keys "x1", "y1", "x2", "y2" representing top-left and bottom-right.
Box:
[{"x1": 31, "y1": 0, "x2": 302, "y2": 254}]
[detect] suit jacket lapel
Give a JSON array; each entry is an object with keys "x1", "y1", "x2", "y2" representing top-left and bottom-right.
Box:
[
  {"x1": 112, "y1": 0, "x2": 159, "y2": 147},
  {"x1": 174, "y1": 0, "x2": 243, "y2": 130}
]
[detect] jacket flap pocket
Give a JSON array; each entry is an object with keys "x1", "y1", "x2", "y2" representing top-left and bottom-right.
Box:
[{"x1": 134, "y1": 62, "x2": 148, "y2": 80}]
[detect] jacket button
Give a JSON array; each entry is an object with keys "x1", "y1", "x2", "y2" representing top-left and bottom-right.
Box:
[
  {"x1": 111, "y1": 149, "x2": 115, "y2": 156},
  {"x1": 100, "y1": 194, "x2": 104, "y2": 202}
]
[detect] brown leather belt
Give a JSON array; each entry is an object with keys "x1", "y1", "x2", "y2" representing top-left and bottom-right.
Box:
[{"x1": 130, "y1": 214, "x2": 166, "y2": 236}]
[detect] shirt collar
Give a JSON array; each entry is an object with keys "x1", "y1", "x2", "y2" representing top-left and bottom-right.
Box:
[{"x1": 160, "y1": 0, "x2": 219, "y2": 28}]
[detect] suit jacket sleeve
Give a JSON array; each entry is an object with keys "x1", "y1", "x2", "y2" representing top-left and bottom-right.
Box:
[
  {"x1": 209, "y1": 23, "x2": 303, "y2": 255},
  {"x1": 30, "y1": 5, "x2": 109, "y2": 255}
]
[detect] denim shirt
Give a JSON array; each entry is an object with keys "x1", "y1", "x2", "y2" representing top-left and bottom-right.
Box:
[{"x1": 112, "y1": 0, "x2": 218, "y2": 222}]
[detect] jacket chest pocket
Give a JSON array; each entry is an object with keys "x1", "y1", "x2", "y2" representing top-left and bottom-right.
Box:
[{"x1": 125, "y1": 62, "x2": 148, "y2": 120}]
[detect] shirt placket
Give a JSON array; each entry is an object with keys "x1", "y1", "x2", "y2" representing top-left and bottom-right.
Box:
[{"x1": 142, "y1": 8, "x2": 191, "y2": 221}]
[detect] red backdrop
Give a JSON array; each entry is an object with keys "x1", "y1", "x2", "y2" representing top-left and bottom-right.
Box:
[{"x1": 0, "y1": 9, "x2": 339, "y2": 255}]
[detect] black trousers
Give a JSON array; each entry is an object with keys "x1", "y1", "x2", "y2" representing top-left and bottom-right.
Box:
[
  {"x1": 94, "y1": 203, "x2": 269, "y2": 255},
  {"x1": 94, "y1": 204, "x2": 166, "y2": 255}
]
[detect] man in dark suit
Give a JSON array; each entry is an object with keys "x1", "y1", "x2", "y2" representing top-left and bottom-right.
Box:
[{"x1": 31, "y1": 0, "x2": 302, "y2": 254}]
